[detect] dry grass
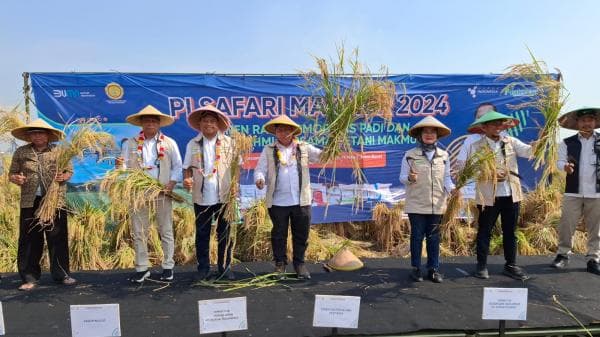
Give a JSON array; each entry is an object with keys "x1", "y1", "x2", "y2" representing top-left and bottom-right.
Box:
[{"x1": 370, "y1": 202, "x2": 407, "y2": 252}]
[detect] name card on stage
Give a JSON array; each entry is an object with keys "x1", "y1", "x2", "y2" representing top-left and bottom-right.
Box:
[
  {"x1": 313, "y1": 295, "x2": 360, "y2": 329},
  {"x1": 198, "y1": 297, "x2": 248, "y2": 334},
  {"x1": 482, "y1": 288, "x2": 528, "y2": 320},
  {"x1": 0, "y1": 302, "x2": 5, "y2": 335},
  {"x1": 70, "y1": 304, "x2": 121, "y2": 337}
]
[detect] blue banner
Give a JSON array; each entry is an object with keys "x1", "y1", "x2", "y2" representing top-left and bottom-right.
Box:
[{"x1": 30, "y1": 73, "x2": 541, "y2": 224}]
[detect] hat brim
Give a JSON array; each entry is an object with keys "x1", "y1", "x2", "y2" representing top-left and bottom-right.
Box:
[
  {"x1": 264, "y1": 122, "x2": 302, "y2": 136},
  {"x1": 408, "y1": 126, "x2": 451, "y2": 138},
  {"x1": 126, "y1": 114, "x2": 174, "y2": 127},
  {"x1": 11, "y1": 127, "x2": 64, "y2": 143},
  {"x1": 558, "y1": 108, "x2": 600, "y2": 130},
  {"x1": 187, "y1": 109, "x2": 231, "y2": 132},
  {"x1": 467, "y1": 118, "x2": 519, "y2": 134}
]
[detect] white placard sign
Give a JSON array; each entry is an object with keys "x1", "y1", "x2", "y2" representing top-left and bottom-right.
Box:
[
  {"x1": 0, "y1": 302, "x2": 5, "y2": 335},
  {"x1": 70, "y1": 304, "x2": 121, "y2": 337},
  {"x1": 313, "y1": 295, "x2": 360, "y2": 329},
  {"x1": 482, "y1": 288, "x2": 528, "y2": 320},
  {"x1": 198, "y1": 297, "x2": 248, "y2": 334}
]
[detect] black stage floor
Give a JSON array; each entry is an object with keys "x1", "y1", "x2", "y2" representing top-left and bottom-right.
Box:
[{"x1": 1, "y1": 255, "x2": 599, "y2": 337}]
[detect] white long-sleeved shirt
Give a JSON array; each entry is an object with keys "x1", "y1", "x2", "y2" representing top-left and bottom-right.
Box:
[
  {"x1": 122, "y1": 133, "x2": 182, "y2": 182},
  {"x1": 557, "y1": 133, "x2": 600, "y2": 198},
  {"x1": 183, "y1": 134, "x2": 219, "y2": 205},
  {"x1": 456, "y1": 131, "x2": 509, "y2": 164},
  {"x1": 399, "y1": 149, "x2": 455, "y2": 192},
  {"x1": 470, "y1": 136, "x2": 531, "y2": 197},
  {"x1": 254, "y1": 141, "x2": 321, "y2": 206}
]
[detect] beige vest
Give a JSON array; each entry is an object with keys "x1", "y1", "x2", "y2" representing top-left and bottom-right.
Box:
[
  {"x1": 471, "y1": 136, "x2": 523, "y2": 206},
  {"x1": 125, "y1": 132, "x2": 176, "y2": 185},
  {"x1": 264, "y1": 141, "x2": 312, "y2": 208},
  {"x1": 404, "y1": 147, "x2": 449, "y2": 214},
  {"x1": 187, "y1": 134, "x2": 233, "y2": 205}
]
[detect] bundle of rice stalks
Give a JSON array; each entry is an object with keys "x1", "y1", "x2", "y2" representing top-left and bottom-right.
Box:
[
  {"x1": 100, "y1": 169, "x2": 186, "y2": 221},
  {"x1": 370, "y1": 202, "x2": 406, "y2": 252},
  {"x1": 37, "y1": 122, "x2": 115, "y2": 225},
  {"x1": 519, "y1": 173, "x2": 564, "y2": 227},
  {"x1": 515, "y1": 229, "x2": 539, "y2": 255},
  {"x1": 68, "y1": 201, "x2": 110, "y2": 270},
  {"x1": 0, "y1": 156, "x2": 21, "y2": 272},
  {"x1": 223, "y1": 130, "x2": 254, "y2": 224},
  {"x1": 0, "y1": 105, "x2": 25, "y2": 139},
  {"x1": 236, "y1": 200, "x2": 272, "y2": 261},
  {"x1": 522, "y1": 224, "x2": 558, "y2": 255},
  {"x1": 196, "y1": 272, "x2": 299, "y2": 292},
  {"x1": 572, "y1": 230, "x2": 588, "y2": 254},
  {"x1": 500, "y1": 49, "x2": 567, "y2": 185},
  {"x1": 172, "y1": 206, "x2": 196, "y2": 264},
  {"x1": 303, "y1": 46, "x2": 397, "y2": 188},
  {"x1": 112, "y1": 245, "x2": 136, "y2": 269}
]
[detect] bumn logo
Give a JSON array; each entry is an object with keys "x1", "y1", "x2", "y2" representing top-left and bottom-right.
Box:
[{"x1": 53, "y1": 89, "x2": 80, "y2": 98}]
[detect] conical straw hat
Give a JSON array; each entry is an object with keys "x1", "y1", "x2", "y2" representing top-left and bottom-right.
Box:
[
  {"x1": 263, "y1": 115, "x2": 301, "y2": 136},
  {"x1": 408, "y1": 116, "x2": 451, "y2": 138},
  {"x1": 467, "y1": 111, "x2": 519, "y2": 134},
  {"x1": 126, "y1": 105, "x2": 174, "y2": 127},
  {"x1": 558, "y1": 107, "x2": 600, "y2": 130},
  {"x1": 187, "y1": 103, "x2": 232, "y2": 132},
  {"x1": 11, "y1": 118, "x2": 65, "y2": 143},
  {"x1": 326, "y1": 247, "x2": 364, "y2": 271}
]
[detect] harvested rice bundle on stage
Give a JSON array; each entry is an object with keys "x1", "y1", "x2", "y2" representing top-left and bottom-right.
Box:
[
  {"x1": 0, "y1": 156, "x2": 20, "y2": 272},
  {"x1": 222, "y1": 130, "x2": 254, "y2": 225},
  {"x1": 36, "y1": 122, "x2": 115, "y2": 225},
  {"x1": 370, "y1": 202, "x2": 406, "y2": 253},
  {"x1": 303, "y1": 47, "x2": 396, "y2": 188},
  {"x1": 500, "y1": 50, "x2": 567, "y2": 184},
  {"x1": 67, "y1": 200, "x2": 110, "y2": 271},
  {"x1": 100, "y1": 168, "x2": 186, "y2": 221}
]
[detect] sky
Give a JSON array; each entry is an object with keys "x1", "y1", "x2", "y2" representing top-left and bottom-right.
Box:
[{"x1": 1, "y1": 0, "x2": 598, "y2": 111}]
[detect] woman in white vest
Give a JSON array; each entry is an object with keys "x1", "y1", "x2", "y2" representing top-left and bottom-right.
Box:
[
  {"x1": 400, "y1": 116, "x2": 455, "y2": 283},
  {"x1": 182, "y1": 103, "x2": 236, "y2": 281},
  {"x1": 466, "y1": 111, "x2": 532, "y2": 281},
  {"x1": 254, "y1": 115, "x2": 321, "y2": 279},
  {"x1": 118, "y1": 105, "x2": 183, "y2": 283}
]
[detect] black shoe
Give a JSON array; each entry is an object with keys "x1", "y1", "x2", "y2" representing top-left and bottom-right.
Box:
[
  {"x1": 129, "y1": 270, "x2": 150, "y2": 283},
  {"x1": 294, "y1": 263, "x2": 311, "y2": 280},
  {"x1": 195, "y1": 267, "x2": 211, "y2": 282},
  {"x1": 474, "y1": 266, "x2": 489, "y2": 279},
  {"x1": 503, "y1": 264, "x2": 529, "y2": 280},
  {"x1": 587, "y1": 260, "x2": 600, "y2": 275},
  {"x1": 274, "y1": 262, "x2": 286, "y2": 274},
  {"x1": 410, "y1": 268, "x2": 423, "y2": 282},
  {"x1": 551, "y1": 254, "x2": 569, "y2": 269},
  {"x1": 159, "y1": 269, "x2": 173, "y2": 281},
  {"x1": 428, "y1": 269, "x2": 443, "y2": 283}
]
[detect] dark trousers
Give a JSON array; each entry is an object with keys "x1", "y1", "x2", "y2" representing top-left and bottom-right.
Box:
[
  {"x1": 194, "y1": 203, "x2": 232, "y2": 273},
  {"x1": 268, "y1": 205, "x2": 311, "y2": 266},
  {"x1": 476, "y1": 196, "x2": 520, "y2": 267},
  {"x1": 408, "y1": 213, "x2": 442, "y2": 270},
  {"x1": 18, "y1": 196, "x2": 70, "y2": 283}
]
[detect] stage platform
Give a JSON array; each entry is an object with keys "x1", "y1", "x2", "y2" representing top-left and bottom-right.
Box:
[{"x1": 1, "y1": 255, "x2": 599, "y2": 336}]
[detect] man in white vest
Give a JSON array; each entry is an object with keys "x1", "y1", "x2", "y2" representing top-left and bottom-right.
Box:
[
  {"x1": 254, "y1": 115, "x2": 321, "y2": 279},
  {"x1": 118, "y1": 105, "x2": 182, "y2": 283},
  {"x1": 466, "y1": 111, "x2": 532, "y2": 280},
  {"x1": 551, "y1": 107, "x2": 600, "y2": 275},
  {"x1": 183, "y1": 104, "x2": 236, "y2": 281}
]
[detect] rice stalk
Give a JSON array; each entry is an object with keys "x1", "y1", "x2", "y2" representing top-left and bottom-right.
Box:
[
  {"x1": 303, "y1": 46, "x2": 397, "y2": 194},
  {"x1": 516, "y1": 229, "x2": 538, "y2": 255},
  {"x1": 0, "y1": 155, "x2": 22, "y2": 272},
  {"x1": 370, "y1": 202, "x2": 404, "y2": 252},
  {"x1": 112, "y1": 245, "x2": 136, "y2": 269},
  {"x1": 195, "y1": 271, "x2": 300, "y2": 292},
  {"x1": 173, "y1": 206, "x2": 196, "y2": 264},
  {"x1": 500, "y1": 48, "x2": 567, "y2": 185},
  {"x1": 67, "y1": 200, "x2": 110, "y2": 270},
  {"x1": 236, "y1": 200, "x2": 271, "y2": 261},
  {"x1": 0, "y1": 105, "x2": 25, "y2": 140},
  {"x1": 36, "y1": 121, "x2": 115, "y2": 225},
  {"x1": 223, "y1": 130, "x2": 254, "y2": 224}
]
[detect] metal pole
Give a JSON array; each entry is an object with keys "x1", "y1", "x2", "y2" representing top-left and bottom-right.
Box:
[
  {"x1": 499, "y1": 320, "x2": 506, "y2": 337},
  {"x1": 331, "y1": 327, "x2": 339, "y2": 336},
  {"x1": 22, "y1": 72, "x2": 31, "y2": 122}
]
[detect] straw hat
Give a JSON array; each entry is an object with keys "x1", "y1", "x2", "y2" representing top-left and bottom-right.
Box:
[
  {"x1": 467, "y1": 111, "x2": 519, "y2": 134},
  {"x1": 325, "y1": 248, "x2": 364, "y2": 271},
  {"x1": 126, "y1": 105, "x2": 174, "y2": 127},
  {"x1": 408, "y1": 116, "x2": 451, "y2": 138},
  {"x1": 263, "y1": 115, "x2": 302, "y2": 136},
  {"x1": 187, "y1": 103, "x2": 232, "y2": 132},
  {"x1": 11, "y1": 118, "x2": 65, "y2": 143},
  {"x1": 558, "y1": 107, "x2": 600, "y2": 130}
]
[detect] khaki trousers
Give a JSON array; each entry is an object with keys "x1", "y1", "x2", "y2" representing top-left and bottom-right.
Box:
[{"x1": 557, "y1": 195, "x2": 600, "y2": 261}]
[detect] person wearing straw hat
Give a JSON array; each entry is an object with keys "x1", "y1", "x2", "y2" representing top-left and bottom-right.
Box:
[
  {"x1": 400, "y1": 116, "x2": 455, "y2": 283},
  {"x1": 254, "y1": 115, "x2": 322, "y2": 279},
  {"x1": 8, "y1": 119, "x2": 76, "y2": 291},
  {"x1": 182, "y1": 103, "x2": 236, "y2": 281},
  {"x1": 466, "y1": 111, "x2": 532, "y2": 280},
  {"x1": 117, "y1": 105, "x2": 183, "y2": 283},
  {"x1": 550, "y1": 107, "x2": 600, "y2": 275}
]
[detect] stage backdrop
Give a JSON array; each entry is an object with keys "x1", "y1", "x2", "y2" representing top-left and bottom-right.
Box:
[{"x1": 30, "y1": 73, "x2": 541, "y2": 224}]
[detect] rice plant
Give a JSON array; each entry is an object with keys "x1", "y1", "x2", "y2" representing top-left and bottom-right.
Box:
[
  {"x1": 67, "y1": 200, "x2": 110, "y2": 271},
  {"x1": 0, "y1": 105, "x2": 25, "y2": 140}
]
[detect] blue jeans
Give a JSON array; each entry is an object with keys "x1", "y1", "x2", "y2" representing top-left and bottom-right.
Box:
[{"x1": 408, "y1": 213, "x2": 442, "y2": 270}]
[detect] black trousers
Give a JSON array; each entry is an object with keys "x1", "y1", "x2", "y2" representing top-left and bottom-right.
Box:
[
  {"x1": 268, "y1": 205, "x2": 311, "y2": 266},
  {"x1": 476, "y1": 196, "x2": 520, "y2": 267},
  {"x1": 18, "y1": 196, "x2": 70, "y2": 283},
  {"x1": 194, "y1": 203, "x2": 232, "y2": 273}
]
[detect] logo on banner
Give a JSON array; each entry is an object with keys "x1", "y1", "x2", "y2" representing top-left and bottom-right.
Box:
[
  {"x1": 467, "y1": 86, "x2": 500, "y2": 98},
  {"x1": 105, "y1": 82, "x2": 124, "y2": 100}
]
